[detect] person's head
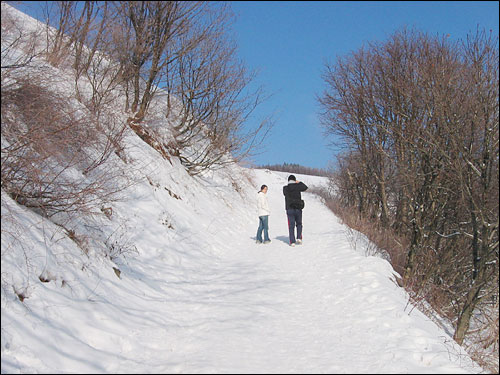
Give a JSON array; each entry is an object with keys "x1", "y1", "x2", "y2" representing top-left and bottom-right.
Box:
[
  {"x1": 288, "y1": 175, "x2": 296, "y2": 182},
  {"x1": 260, "y1": 184, "x2": 268, "y2": 193}
]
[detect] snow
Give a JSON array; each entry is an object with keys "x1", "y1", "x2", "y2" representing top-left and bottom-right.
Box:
[
  {"x1": 1, "y1": 3, "x2": 484, "y2": 374},
  {"x1": 1, "y1": 167, "x2": 484, "y2": 374}
]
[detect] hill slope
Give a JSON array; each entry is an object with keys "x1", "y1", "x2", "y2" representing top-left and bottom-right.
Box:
[{"x1": 1, "y1": 165, "x2": 483, "y2": 373}]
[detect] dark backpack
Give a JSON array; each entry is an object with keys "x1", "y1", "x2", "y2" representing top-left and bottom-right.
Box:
[
  {"x1": 290, "y1": 199, "x2": 305, "y2": 210},
  {"x1": 283, "y1": 182, "x2": 308, "y2": 210}
]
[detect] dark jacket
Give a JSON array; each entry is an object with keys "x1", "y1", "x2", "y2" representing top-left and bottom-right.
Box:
[{"x1": 283, "y1": 181, "x2": 308, "y2": 210}]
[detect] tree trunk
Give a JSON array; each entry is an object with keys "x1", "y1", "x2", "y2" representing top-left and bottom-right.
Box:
[{"x1": 454, "y1": 279, "x2": 482, "y2": 345}]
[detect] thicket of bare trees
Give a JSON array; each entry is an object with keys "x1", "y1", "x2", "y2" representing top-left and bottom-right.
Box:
[
  {"x1": 40, "y1": 1, "x2": 269, "y2": 175},
  {"x1": 23, "y1": 1, "x2": 268, "y2": 176},
  {"x1": 2, "y1": 0, "x2": 269, "y2": 219},
  {"x1": 319, "y1": 28, "x2": 498, "y2": 370},
  {"x1": 257, "y1": 162, "x2": 331, "y2": 177}
]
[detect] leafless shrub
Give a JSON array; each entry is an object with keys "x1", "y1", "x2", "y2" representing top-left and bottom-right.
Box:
[
  {"x1": 104, "y1": 224, "x2": 138, "y2": 262},
  {"x1": 1, "y1": 74, "x2": 128, "y2": 218},
  {"x1": 466, "y1": 299, "x2": 499, "y2": 373}
]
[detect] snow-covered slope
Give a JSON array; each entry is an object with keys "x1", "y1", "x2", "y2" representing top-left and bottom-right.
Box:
[
  {"x1": 1, "y1": 3, "x2": 484, "y2": 374},
  {"x1": 1, "y1": 165, "x2": 483, "y2": 373}
]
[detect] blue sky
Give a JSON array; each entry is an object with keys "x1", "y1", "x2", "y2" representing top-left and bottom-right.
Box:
[
  {"x1": 229, "y1": 1, "x2": 499, "y2": 169},
  {"x1": 9, "y1": 1, "x2": 499, "y2": 170}
]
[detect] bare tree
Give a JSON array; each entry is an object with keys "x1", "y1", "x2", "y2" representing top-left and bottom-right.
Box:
[
  {"x1": 319, "y1": 27, "x2": 499, "y2": 361},
  {"x1": 170, "y1": 4, "x2": 270, "y2": 174},
  {"x1": 109, "y1": 1, "x2": 271, "y2": 172},
  {"x1": 111, "y1": 1, "x2": 204, "y2": 120},
  {"x1": 450, "y1": 28, "x2": 499, "y2": 345},
  {"x1": 42, "y1": 1, "x2": 76, "y2": 66},
  {"x1": 69, "y1": 1, "x2": 122, "y2": 110}
]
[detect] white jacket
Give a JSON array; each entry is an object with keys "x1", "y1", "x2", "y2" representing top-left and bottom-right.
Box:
[{"x1": 257, "y1": 191, "x2": 270, "y2": 216}]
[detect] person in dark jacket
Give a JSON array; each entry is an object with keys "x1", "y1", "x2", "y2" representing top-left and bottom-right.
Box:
[{"x1": 283, "y1": 174, "x2": 308, "y2": 246}]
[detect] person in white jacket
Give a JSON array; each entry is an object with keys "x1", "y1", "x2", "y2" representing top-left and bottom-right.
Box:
[{"x1": 256, "y1": 184, "x2": 271, "y2": 244}]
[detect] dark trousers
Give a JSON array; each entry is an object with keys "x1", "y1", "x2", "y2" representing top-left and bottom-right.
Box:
[{"x1": 286, "y1": 209, "x2": 303, "y2": 244}]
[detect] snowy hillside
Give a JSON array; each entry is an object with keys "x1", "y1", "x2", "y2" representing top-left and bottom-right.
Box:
[
  {"x1": 1, "y1": 3, "x2": 485, "y2": 374},
  {"x1": 1, "y1": 164, "x2": 484, "y2": 374}
]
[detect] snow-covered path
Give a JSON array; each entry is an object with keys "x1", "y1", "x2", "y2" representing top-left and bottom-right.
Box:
[
  {"x1": 1, "y1": 168, "x2": 482, "y2": 374},
  {"x1": 173, "y1": 169, "x2": 480, "y2": 374}
]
